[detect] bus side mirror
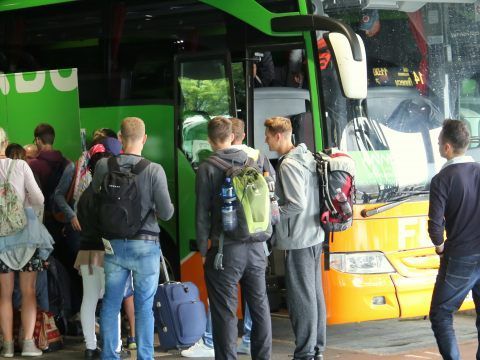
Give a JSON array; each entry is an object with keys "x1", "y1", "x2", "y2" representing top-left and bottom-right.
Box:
[{"x1": 324, "y1": 32, "x2": 367, "y2": 100}]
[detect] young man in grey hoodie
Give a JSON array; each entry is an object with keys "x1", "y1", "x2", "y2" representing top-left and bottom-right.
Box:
[
  {"x1": 264, "y1": 116, "x2": 326, "y2": 360},
  {"x1": 196, "y1": 116, "x2": 272, "y2": 360}
]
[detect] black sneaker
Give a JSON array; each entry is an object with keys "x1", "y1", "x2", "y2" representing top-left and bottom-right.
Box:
[
  {"x1": 314, "y1": 353, "x2": 324, "y2": 360},
  {"x1": 116, "y1": 348, "x2": 131, "y2": 359},
  {"x1": 84, "y1": 348, "x2": 101, "y2": 359}
]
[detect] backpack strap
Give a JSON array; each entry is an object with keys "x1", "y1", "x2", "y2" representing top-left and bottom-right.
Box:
[
  {"x1": 5, "y1": 160, "x2": 15, "y2": 182},
  {"x1": 206, "y1": 155, "x2": 231, "y2": 172},
  {"x1": 107, "y1": 157, "x2": 121, "y2": 172},
  {"x1": 131, "y1": 158, "x2": 151, "y2": 174},
  {"x1": 245, "y1": 157, "x2": 257, "y2": 168}
]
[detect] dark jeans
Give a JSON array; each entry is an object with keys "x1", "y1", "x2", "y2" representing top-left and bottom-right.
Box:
[
  {"x1": 55, "y1": 223, "x2": 82, "y2": 315},
  {"x1": 430, "y1": 254, "x2": 480, "y2": 360},
  {"x1": 205, "y1": 242, "x2": 272, "y2": 360}
]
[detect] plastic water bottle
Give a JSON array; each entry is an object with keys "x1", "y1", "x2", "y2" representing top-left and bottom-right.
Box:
[
  {"x1": 221, "y1": 177, "x2": 237, "y2": 231},
  {"x1": 335, "y1": 188, "x2": 352, "y2": 218},
  {"x1": 270, "y1": 198, "x2": 280, "y2": 225},
  {"x1": 264, "y1": 171, "x2": 280, "y2": 225}
]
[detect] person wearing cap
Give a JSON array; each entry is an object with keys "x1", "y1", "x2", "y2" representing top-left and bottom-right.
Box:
[{"x1": 359, "y1": 9, "x2": 381, "y2": 37}]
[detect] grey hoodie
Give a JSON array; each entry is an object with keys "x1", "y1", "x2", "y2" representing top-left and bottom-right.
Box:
[{"x1": 275, "y1": 144, "x2": 324, "y2": 250}]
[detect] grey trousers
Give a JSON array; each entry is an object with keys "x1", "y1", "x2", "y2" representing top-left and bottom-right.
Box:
[
  {"x1": 205, "y1": 242, "x2": 272, "y2": 360},
  {"x1": 285, "y1": 243, "x2": 326, "y2": 360}
]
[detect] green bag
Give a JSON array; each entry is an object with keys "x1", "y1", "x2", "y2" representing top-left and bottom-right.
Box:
[
  {"x1": 207, "y1": 156, "x2": 272, "y2": 242},
  {"x1": 0, "y1": 160, "x2": 27, "y2": 236}
]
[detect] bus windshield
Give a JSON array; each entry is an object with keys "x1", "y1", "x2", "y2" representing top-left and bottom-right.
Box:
[{"x1": 319, "y1": 3, "x2": 480, "y2": 204}]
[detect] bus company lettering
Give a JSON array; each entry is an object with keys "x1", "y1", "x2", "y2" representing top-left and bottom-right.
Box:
[
  {"x1": 0, "y1": 69, "x2": 78, "y2": 96},
  {"x1": 397, "y1": 217, "x2": 430, "y2": 250}
]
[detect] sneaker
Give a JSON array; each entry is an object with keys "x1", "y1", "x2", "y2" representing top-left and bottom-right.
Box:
[
  {"x1": 126, "y1": 336, "x2": 137, "y2": 350},
  {"x1": 21, "y1": 339, "x2": 42, "y2": 357},
  {"x1": 84, "y1": 348, "x2": 101, "y2": 359},
  {"x1": 237, "y1": 341, "x2": 251, "y2": 355},
  {"x1": 0, "y1": 341, "x2": 14, "y2": 358},
  {"x1": 314, "y1": 346, "x2": 324, "y2": 360},
  {"x1": 116, "y1": 348, "x2": 131, "y2": 359},
  {"x1": 181, "y1": 339, "x2": 215, "y2": 358}
]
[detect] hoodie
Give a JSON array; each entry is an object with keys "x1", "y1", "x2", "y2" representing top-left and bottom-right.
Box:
[
  {"x1": 195, "y1": 148, "x2": 250, "y2": 256},
  {"x1": 275, "y1": 143, "x2": 324, "y2": 250},
  {"x1": 231, "y1": 144, "x2": 276, "y2": 179},
  {"x1": 28, "y1": 150, "x2": 69, "y2": 200}
]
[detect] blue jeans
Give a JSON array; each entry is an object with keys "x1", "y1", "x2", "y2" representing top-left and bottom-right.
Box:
[
  {"x1": 430, "y1": 254, "x2": 480, "y2": 360},
  {"x1": 100, "y1": 240, "x2": 160, "y2": 360},
  {"x1": 203, "y1": 304, "x2": 252, "y2": 348}
]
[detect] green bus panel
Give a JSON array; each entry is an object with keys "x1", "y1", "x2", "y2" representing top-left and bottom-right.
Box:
[
  {"x1": 79, "y1": 104, "x2": 177, "y2": 243},
  {"x1": 0, "y1": 69, "x2": 81, "y2": 161}
]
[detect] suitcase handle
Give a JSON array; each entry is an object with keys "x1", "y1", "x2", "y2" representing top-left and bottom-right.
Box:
[{"x1": 160, "y1": 255, "x2": 177, "y2": 284}]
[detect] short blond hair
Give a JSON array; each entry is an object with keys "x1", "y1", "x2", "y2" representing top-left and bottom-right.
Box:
[
  {"x1": 231, "y1": 118, "x2": 245, "y2": 143},
  {"x1": 208, "y1": 116, "x2": 232, "y2": 144},
  {"x1": 0, "y1": 127, "x2": 8, "y2": 152},
  {"x1": 264, "y1": 116, "x2": 292, "y2": 135},
  {"x1": 121, "y1": 117, "x2": 145, "y2": 144}
]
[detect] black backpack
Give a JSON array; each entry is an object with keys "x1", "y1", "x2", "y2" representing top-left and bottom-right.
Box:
[{"x1": 97, "y1": 157, "x2": 150, "y2": 239}]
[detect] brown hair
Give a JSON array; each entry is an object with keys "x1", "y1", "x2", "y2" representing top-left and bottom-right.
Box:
[
  {"x1": 208, "y1": 116, "x2": 232, "y2": 144},
  {"x1": 121, "y1": 117, "x2": 145, "y2": 144},
  {"x1": 6, "y1": 143, "x2": 26, "y2": 160},
  {"x1": 231, "y1": 118, "x2": 245, "y2": 143},
  {"x1": 34, "y1": 123, "x2": 55, "y2": 145},
  {"x1": 264, "y1": 116, "x2": 292, "y2": 135},
  {"x1": 441, "y1": 119, "x2": 470, "y2": 153}
]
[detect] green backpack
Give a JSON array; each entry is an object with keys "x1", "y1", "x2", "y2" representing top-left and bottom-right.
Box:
[
  {"x1": 207, "y1": 156, "x2": 272, "y2": 242},
  {"x1": 0, "y1": 160, "x2": 27, "y2": 236}
]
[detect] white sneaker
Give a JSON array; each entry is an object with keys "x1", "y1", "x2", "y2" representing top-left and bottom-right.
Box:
[
  {"x1": 21, "y1": 339, "x2": 42, "y2": 357},
  {"x1": 181, "y1": 339, "x2": 215, "y2": 358},
  {"x1": 237, "y1": 341, "x2": 251, "y2": 355}
]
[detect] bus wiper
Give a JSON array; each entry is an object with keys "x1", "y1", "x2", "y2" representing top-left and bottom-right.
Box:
[{"x1": 360, "y1": 191, "x2": 429, "y2": 218}]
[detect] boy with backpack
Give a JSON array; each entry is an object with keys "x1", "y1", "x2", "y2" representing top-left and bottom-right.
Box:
[
  {"x1": 196, "y1": 116, "x2": 272, "y2": 360},
  {"x1": 264, "y1": 116, "x2": 326, "y2": 360},
  {"x1": 91, "y1": 117, "x2": 174, "y2": 360}
]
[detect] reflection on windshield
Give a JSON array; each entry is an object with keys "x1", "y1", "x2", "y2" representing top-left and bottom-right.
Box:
[
  {"x1": 339, "y1": 88, "x2": 445, "y2": 203},
  {"x1": 320, "y1": 4, "x2": 480, "y2": 203},
  {"x1": 178, "y1": 59, "x2": 231, "y2": 168}
]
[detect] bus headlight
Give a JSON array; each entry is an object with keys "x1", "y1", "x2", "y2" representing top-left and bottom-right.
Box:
[{"x1": 330, "y1": 252, "x2": 395, "y2": 274}]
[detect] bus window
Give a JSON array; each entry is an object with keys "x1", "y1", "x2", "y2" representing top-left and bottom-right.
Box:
[
  {"x1": 178, "y1": 56, "x2": 233, "y2": 168},
  {"x1": 251, "y1": 47, "x2": 315, "y2": 159}
]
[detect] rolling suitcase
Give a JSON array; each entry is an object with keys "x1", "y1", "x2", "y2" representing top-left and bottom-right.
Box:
[{"x1": 153, "y1": 256, "x2": 207, "y2": 350}]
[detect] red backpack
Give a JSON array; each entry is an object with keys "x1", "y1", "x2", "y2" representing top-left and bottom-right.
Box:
[{"x1": 314, "y1": 149, "x2": 355, "y2": 232}]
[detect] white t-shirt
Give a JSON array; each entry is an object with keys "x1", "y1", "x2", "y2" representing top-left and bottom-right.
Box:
[{"x1": 0, "y1": 158, "x2": 44, "y2": 207}]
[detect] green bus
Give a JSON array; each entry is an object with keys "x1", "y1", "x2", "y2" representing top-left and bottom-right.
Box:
[{"x1": 1, "y1": 0, "x2": 478, "y2": 324}]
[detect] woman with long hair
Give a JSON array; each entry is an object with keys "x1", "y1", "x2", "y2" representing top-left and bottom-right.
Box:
[{"x1": 0, "y1": 128, "x2": 47, "y2": 357}]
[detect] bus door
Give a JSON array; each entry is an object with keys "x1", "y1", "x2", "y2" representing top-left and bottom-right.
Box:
[
  {"x1": 245, "y1": 44, "x2": 318, "y2": 312},
  {"x1": 174, "y1": 52, "x2": 236, "y2": 303}
]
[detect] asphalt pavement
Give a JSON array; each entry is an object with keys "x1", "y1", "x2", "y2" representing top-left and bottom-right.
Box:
[{"x1": 12, "y1": 313, "x2": 478, "y2": 359}]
